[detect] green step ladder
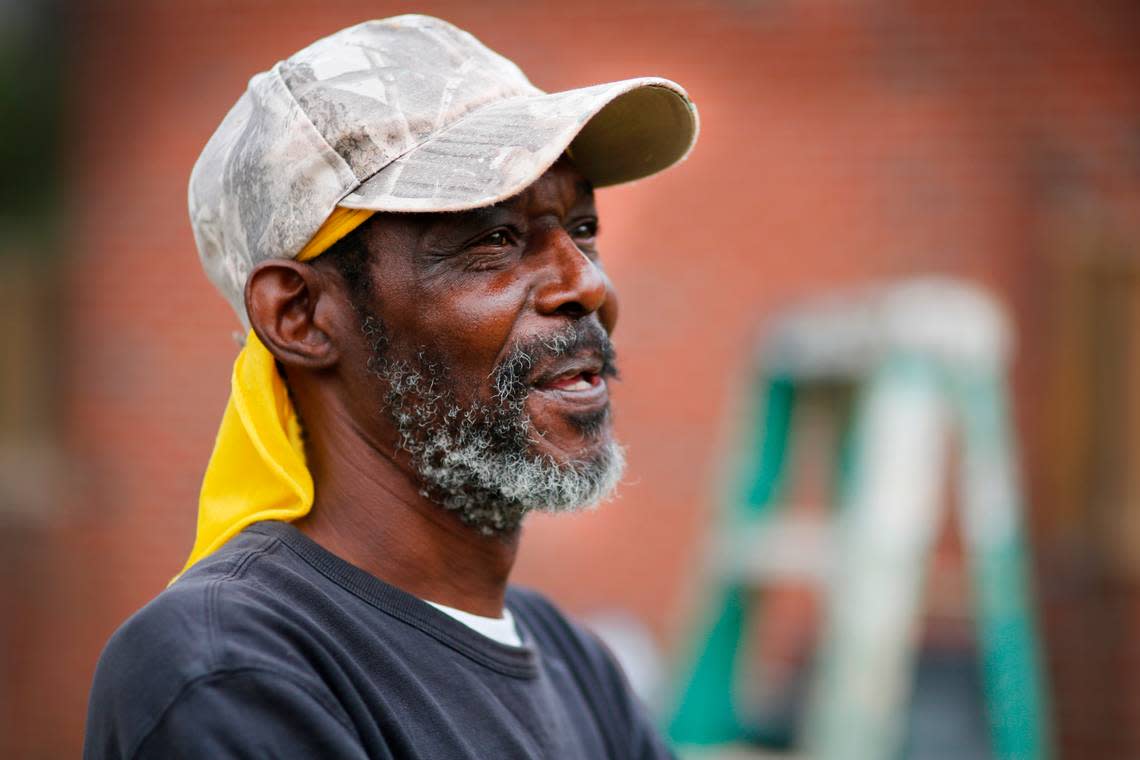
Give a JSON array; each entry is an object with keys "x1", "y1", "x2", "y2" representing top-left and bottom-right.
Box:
[{"x1": 668, "y1": 279, "x2": 1051, "y2": 760}]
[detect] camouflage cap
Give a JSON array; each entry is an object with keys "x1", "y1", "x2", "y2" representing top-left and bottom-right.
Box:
[{"x1": 188, "y1": 14, "x2": 699, "y2": 325}]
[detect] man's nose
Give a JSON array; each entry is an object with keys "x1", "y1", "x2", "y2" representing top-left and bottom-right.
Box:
[{"x1": 533, "y1": 229, "x2": 615, "y2": 327}]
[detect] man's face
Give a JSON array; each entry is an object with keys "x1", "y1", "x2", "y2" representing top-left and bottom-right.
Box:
[{"x1": 333, "y1": 160, "x2": 625, "y2": 532}]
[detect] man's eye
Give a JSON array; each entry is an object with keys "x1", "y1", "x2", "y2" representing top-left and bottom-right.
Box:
[
  {"x1": 476, "y1": 230, "x2": 512, "y2": 247},
  {"x1": 569, "y1": 220, "x2": 598, "y2": 239}
]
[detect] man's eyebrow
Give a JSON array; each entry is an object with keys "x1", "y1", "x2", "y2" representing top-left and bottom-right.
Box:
[
  {"x1": 451, "y1": 205, "x2": 511, "y2": 231},
  {"x1": 427, "y1": 178, "x2": 597, "y2": 240},
  {"x1": 421, "y1": 206, "x2": 512, "y2": 244}
]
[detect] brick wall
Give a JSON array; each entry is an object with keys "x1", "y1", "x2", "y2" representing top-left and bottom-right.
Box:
[{"x1": 3, "y1": 0, "x2": 1139, "y2": 756}]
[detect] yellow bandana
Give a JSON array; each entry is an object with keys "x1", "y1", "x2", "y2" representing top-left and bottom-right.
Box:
[{"x1": 177, "y1": 207, "x2": 374, "y2": 578}]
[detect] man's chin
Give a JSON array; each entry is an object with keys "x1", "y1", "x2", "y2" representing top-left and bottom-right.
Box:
[
  {"x1": 524, "y1": 395, "x2": 614, "y2": 456},
  {"x1": 420, "y1": 430, "x2": 626, "y2": 535},
  {"x1": 523, "y1": 435, "x2": 627, "y2": 516},
  {"x1": 364, "y1": 319, "x2": 624, "y2": 532}
]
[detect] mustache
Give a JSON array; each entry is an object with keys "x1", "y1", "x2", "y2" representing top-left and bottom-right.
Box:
[
  {"x1": 538, "y1": 320, "x2": 619, "y2": 378},
  {"x1": 491, "y1": 321, "x2": 619, "y2": 401}
]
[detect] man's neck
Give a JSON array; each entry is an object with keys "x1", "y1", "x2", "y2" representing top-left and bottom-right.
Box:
[{"x1": 293, "y1": 401, "x2": 520, "y2": 619}]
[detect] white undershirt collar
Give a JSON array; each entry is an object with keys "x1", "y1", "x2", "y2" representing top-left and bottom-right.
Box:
[{"x1": 425, "y1": 600, "x2": 523, "y2": 648}]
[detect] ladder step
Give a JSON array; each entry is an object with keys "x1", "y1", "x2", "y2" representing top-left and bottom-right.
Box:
[{"x1": 721, "y1": 514, "x2": 834, "y2": 583}]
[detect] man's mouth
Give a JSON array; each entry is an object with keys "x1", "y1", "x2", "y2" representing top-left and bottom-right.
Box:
[
  {"x1": 548, "y1": 373, "x2": 602, "y2": 391},
  {"x1": 536, "y1": 368, "x2": 604, "y2": 393},
  {"x1": 529, "y1": 357, "x2": 610, "y2": 411},
  {"x1": 495, "y1": 321, "x2": 618, "y2": 425},
  {"x1": 532, "y1": 355, "x2": 606, "y2": 391}
]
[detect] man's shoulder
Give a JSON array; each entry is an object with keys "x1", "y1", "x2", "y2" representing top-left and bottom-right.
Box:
[
  {"x1": 90, "y1": 530, "x2": 310, "y2": 722},
  {"x1": 108, "y1": 526, "x2": 320, "y2": 655},
  {"x1": 86, "y1": 526, "x2": 345, "y2": 757}
]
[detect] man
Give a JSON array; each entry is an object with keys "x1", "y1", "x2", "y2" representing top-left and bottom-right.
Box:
[{"x1": 85, "y1": 14, "x2": 697, "y2": 759}]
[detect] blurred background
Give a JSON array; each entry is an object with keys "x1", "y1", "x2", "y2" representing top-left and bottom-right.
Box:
[{"x1": 2, "y1": 0, "x2": 1139, "y2": 757}]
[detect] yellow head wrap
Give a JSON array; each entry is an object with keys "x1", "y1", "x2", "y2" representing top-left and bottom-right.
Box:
[{"x1": 176, "y1": 208, "x2": 374, "y2": 578}]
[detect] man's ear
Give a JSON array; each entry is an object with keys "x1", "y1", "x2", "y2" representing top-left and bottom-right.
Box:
[{"x1": 245, "y1": 259, "x2": 341, "y2": 369}]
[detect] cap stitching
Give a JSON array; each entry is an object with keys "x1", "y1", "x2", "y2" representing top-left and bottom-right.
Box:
[{"x1": 270, "y1": 62, "x2": 357, "y2": 186}]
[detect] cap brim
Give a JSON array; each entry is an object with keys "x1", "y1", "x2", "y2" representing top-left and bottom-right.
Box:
[{"x1": 338, "y1": 77, "x2": 698, "y2": 213}]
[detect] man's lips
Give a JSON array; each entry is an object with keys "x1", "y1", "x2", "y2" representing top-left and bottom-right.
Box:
[
  {"x1": 543, "y1": 372, "x2": 602, "y2": 392},
  {"x1": 531, "y1": 356, "x2": 605, "y2": 391},
  {"x1": 529, "y1": 356, "x2": 609, "y2": 408}
]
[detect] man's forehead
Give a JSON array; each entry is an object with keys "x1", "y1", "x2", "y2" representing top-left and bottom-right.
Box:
[{"x1": 485, "y1": 163, "x2": 595, "y2": 213}]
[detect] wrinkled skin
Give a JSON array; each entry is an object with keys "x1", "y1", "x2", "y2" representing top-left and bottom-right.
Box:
[
  {"x1": 245, "y1": 159, "x2": 620, "y2": 616},
  {"x1": 357, "y1": 308, "x2": 623, "y2": 535}
]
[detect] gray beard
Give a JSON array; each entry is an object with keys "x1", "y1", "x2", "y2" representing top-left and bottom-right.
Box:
[{"x1": 361, "y1": 315, "x2": 626, "y2": 534}]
